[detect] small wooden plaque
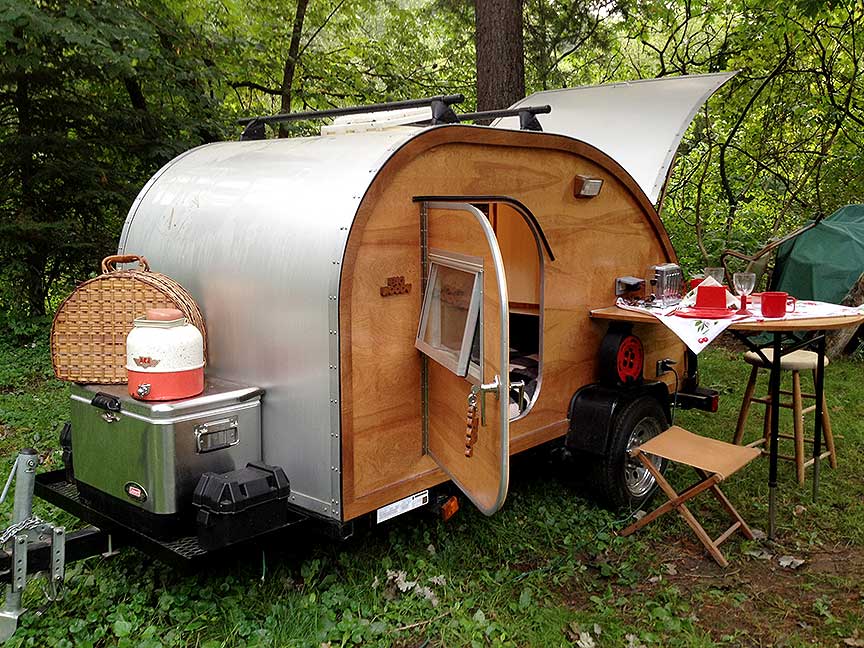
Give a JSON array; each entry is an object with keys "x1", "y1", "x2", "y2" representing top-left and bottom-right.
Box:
[{"x1": 380, "y1": 276, "x2": 412, "y2": 297}]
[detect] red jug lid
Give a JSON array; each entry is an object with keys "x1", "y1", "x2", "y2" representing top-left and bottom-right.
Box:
[{"x1": 145, "y1": 308, "x2": 184, "y2": 321}]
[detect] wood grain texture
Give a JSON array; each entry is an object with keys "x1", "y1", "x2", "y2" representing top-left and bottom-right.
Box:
[
  {"x1": 424, "y1": 207, "x2": 507, "y2": 514},
  {"x1": 339, "y1": 126, "x2": 682, "y2": 521},
  {"x1": 494, "y1": 203, "x2": 540, "y2": 305}
]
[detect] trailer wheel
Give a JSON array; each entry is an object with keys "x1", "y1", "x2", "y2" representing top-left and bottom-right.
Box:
[{"x1": 595, "y1": 396, "x2": 668, "y2": 510}]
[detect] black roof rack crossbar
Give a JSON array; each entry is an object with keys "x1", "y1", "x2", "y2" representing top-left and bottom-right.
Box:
[
  {"x1": 455, "y1": 105, "x2": 551, "y2": 131},
  {"x1": 239, "y1": 94, "x2": 465, "y2": 140}
]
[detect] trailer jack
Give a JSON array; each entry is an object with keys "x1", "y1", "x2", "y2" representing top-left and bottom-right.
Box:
[{"x1": 0, "y1": 449, "x2": 66, "y2": 642}]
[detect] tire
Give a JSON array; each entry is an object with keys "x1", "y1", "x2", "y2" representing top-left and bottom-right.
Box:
[{"x1": 593, "y1": 396, "x2": 668, "y2": 511}]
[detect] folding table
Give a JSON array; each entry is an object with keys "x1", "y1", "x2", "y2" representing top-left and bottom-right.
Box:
[{"x1": 590, "y1": 306, "x2": 864, "y2": 539}]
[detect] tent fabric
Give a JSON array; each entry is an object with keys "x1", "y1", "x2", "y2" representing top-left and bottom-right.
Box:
[{"x1": 772, "y1": 204, "x2": 864, "y2": 303}]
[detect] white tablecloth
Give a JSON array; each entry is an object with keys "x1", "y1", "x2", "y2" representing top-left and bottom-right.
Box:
[{"x1": 616, "y1": 298, "x2": 862, "y2": 354}]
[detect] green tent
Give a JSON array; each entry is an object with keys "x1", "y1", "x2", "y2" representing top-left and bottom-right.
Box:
[{"x1": 771, "y1": 204, "x2": 864, "y2": 303}]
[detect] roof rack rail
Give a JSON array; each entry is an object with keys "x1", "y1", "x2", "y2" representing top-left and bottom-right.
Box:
[
  {"x1": 239, "y1": 95, "x2": 465, "y2": 140},
  {"x1": 454, "y1": 105, "x2": 551, "y2": 131}
]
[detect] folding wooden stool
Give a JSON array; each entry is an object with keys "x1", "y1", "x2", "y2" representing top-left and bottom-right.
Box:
[{"x1": 620, "y1": 426, "x2": 762, "y2": 567}]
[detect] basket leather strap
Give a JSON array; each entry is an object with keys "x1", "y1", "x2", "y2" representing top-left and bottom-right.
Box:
[{"x1": 101, "y1": 255, "x2": 150, "y2": 273}]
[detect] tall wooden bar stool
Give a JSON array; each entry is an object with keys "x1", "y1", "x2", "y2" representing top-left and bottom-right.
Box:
[
  {"x1": 620, "y1": 426, "x2": 761, "y2": 567},
  {"x1": 732, "y1": 348, "x2": 836, "y2": 484}
]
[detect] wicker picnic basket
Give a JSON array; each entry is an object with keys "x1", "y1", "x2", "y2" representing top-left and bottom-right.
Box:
[{"x1": 51, "y1": 255, "x2": 207, "y2": 383}]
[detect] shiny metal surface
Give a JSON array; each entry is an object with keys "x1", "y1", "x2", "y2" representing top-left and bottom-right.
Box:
[
  {"x1": 497, "y1": 72, "x2": 737, "y2": 204},
  {"x1": 119, "y1": 130, "x2": 416, "y2": 519},
  {"x1": 624, "y1": 416, "x2": 664, "y2": 498},
  {"x1": 70, "y1": 381, "x2": 262, "y2": 515}
]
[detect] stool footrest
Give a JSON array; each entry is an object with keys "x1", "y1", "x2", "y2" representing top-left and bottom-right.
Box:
[
  {"x1": 733, "y1": 356, "x2": 836, "y2": 486},
  {"x1": 714, "y1": 521, "x2": 742, "y2": 547},
  {"x1": 802, "y1": 453, "x2": 832, "y2": 468}
]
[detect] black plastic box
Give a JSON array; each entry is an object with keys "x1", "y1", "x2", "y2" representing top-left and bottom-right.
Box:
[{"x1": 193, "y1": 462, "x2": 291, "y2": 550}]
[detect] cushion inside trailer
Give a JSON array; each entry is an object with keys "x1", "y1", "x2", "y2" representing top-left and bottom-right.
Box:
[{"x1": 508, "y1": 312, "x2": 541, "y2": 417}]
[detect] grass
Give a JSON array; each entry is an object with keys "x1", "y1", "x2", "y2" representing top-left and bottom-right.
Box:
[{"x1": 0, "y1": 332, "x2": 863, "y2": 647}]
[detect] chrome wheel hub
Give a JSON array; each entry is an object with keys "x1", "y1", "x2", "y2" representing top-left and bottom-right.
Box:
[{"x1": 624, "y1": 417, "x2": 663, "y2": 498}]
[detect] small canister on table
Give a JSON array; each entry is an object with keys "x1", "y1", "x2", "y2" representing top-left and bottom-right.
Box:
[{"x1": 126, "y1": 308, "x2": 204, "y2": 401}]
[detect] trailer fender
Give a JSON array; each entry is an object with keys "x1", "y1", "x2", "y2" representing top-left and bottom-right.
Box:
[{"x1": 565, "y1": 382, "x2": 671, "y2": 457}]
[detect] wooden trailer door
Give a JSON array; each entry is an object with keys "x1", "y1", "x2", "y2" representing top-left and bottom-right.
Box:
[{"x1": 415, "y1": 201, "x2": 510, "y2": 515}]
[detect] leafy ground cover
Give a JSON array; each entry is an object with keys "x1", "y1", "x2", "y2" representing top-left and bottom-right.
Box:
[{"x1": 0, "y1": 333, "x2": 862, "y2": 647}]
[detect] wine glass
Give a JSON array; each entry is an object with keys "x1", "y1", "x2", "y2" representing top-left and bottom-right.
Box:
[
  {"x1": 733, "y1": 272, "x2": 756, "y2": 315},
  {"x1": 704, "y1": 267, "x2": 725, "y2": 284}
]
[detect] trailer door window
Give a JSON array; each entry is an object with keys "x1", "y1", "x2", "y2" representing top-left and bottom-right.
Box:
[{"x1": 415, "y1": 252, "x2": 483, "y2": 378}]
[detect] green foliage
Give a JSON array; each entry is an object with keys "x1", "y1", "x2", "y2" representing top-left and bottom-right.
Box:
[
  {"x1": 4, "y1": 0, "x2": 863, "y2": 308},
  {"x1": 0, "y1": 0, "x2": 230, "y2": 318},
  {"x1": 623, "y1": 0, "x2": 864, "y2": 273}
]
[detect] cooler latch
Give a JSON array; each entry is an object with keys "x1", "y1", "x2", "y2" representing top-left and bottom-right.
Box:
[{"x1": 90, "y1": 392, "x2": 121, "y2": 422}]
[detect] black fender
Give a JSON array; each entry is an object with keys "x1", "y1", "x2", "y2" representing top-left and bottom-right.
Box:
[{"x1": 566, "y1": 382, "x2": 671, "y2": 457}]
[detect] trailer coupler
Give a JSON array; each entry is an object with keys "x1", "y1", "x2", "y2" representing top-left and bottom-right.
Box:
[{"x1": 0, "y1": 449, "x2": 67, "y2": 642}]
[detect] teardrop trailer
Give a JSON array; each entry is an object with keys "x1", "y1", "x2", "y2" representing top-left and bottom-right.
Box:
[{"x1": 0, "y1": 74, "x2": 736, "y2": 630}]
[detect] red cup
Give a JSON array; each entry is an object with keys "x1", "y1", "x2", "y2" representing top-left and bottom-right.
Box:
[
  {"x1": 689, "y1": 278, "x2": 704, "y2": 292},
  {"x1": 696, "y1": 285, "x2": 726, "y2": 309},
  {"x1": 760, "y1": 291, "x2": 796, "y2": 318}
]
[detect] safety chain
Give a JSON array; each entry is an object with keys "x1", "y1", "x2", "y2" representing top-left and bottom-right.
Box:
[{"x1": 0, "y1": 516, "x2": 45, "y2": 546}]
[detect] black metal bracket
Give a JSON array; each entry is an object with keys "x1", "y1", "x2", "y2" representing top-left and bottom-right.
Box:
[
  {"x1": 0, "y1": 527, "x2": 117, "y2": 584},
  {"x1": 430, "y1": 98, "x2": 460, "y2": 125},
  {"x1": 519, "y1": 108, "x2": 546, "y2": 132},
  {"x1": 454, "y1": 105, "x2": 551, "y2": 131},
  {"x1": 730, "y1": 329, "x2": 823, "y2": 365},
  {"x1": 240, "y1": 119, "x2": 266, "y2": 141}
]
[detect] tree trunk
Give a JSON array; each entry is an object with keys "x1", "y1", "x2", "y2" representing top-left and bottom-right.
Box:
[
  {"x1": 279, "y1": 0, "x2": 310, "y2": 137},
  {"x1": 13, "y1": 44, "x2": 47, "y2": 317},
  {"x1": 475, "y1": 0, "x2": 525, "y2": 116},
  {"x1": 825, "y1": 272, "x2": 864, "y2": 359}
]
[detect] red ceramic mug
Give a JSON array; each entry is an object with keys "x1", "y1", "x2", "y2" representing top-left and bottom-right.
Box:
[{"x1": 760, "y1": 291, "x2": 797, "y2": 318}]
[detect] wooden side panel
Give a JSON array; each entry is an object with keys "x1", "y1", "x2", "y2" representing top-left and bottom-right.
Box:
[
  {"x1": 340, "y1": 128, "x2": 685, "y2": 520},
  {"x1": 495, "y1": 203, "x2": 541, "y2": 306}
]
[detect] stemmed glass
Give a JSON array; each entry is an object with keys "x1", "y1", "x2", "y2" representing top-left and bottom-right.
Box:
[{"x1": 733, "y1": 272, "x2": 756, "y2": 316}]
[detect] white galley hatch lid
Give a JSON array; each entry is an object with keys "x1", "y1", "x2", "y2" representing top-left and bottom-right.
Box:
[{"x1": 494, "y1": 72, "x2": 737, "y2": 204}]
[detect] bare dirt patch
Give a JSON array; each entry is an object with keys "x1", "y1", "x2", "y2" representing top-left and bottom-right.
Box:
[{"x1": 637, "y1": 540, "x2": 864, "y2": 646}]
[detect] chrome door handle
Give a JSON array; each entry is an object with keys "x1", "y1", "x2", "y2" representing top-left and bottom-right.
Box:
[
  {"x1": 470, "y1": 375, "x2": 500, "y2": 426},
  {"x1": 510, "y1": 380, "x2": 526, "y2": 414}
]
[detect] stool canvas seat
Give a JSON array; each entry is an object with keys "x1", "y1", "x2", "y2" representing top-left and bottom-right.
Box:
[{"x1": 620, "y1": 426, "x2": 761, "y2": 567}]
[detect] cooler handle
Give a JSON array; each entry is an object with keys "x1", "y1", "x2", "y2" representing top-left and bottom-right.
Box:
[{"x1": 90, "y1": 392, "x2": 121, "y2": 413}]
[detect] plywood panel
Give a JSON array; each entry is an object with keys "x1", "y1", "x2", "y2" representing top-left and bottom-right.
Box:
[
  {"x1": 424, "y1": 206, "x2": 508, "y2": 514},
  {"x1": 339, "y1": 127, "x2": 684, "y2": 520},
  {"x1": 496, "y1": 203, "x2": 540, "y2": 306}
]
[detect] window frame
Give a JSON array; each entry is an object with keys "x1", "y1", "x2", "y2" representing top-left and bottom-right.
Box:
[{"x1": 415, "y1": 250, "x2": 484, "y2": 379}]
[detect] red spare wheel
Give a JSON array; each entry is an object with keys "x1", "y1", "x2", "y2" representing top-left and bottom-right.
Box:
[{"x1": 598, "y1": 330, "x2": 644, "y2": 386}]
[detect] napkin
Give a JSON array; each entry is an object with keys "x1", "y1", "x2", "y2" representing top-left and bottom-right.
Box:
[{"x1": 678, "y1": 276, "x2": 739, "y2": 310}]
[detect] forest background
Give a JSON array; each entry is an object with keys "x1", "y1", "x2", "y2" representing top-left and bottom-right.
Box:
[{"x1": 1, "y1": 0, "x2": 862, "y2": 335}]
